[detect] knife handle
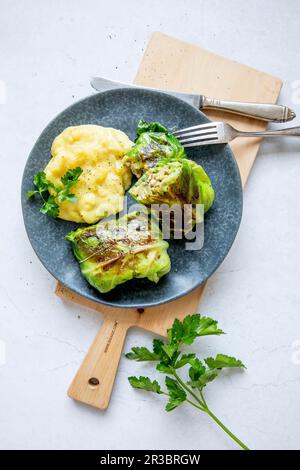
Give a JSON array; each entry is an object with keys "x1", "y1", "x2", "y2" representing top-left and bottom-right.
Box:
[{"x1": 202, "y1": 97, "x2": 295, "y2": 122}]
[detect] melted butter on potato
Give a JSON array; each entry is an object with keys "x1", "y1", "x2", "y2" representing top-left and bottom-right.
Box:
[{"x1": 44, "y1": 125, "x2": 133, "y2": 223}]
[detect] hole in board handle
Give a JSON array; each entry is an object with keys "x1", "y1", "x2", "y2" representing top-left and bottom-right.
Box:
[{"x1": 88, "y1": 377, "x2": 100, "y2": 388}]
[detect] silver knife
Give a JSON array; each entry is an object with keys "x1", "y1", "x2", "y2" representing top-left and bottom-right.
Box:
[{"x1": 91, "y1": 76, "x2": 296, "y2": 123}]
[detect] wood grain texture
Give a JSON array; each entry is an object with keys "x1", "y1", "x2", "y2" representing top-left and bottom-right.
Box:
[
  {"x1": 57, "y1": 32, "x2": 282, "y2": 409},
  {"x1": 56, "y1": 283, "x2": 204, "y2": 336}
]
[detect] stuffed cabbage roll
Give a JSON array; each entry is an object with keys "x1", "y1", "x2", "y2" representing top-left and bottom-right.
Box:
[
  {"x1": 123, "y1": 120, "x2": 185, "y2": 177},
  {"x1": 129, "y1": 158, "x2": 215, "y2": 214},
  {"x1": 65, "y1": 212, "x2": 171, "y2": 293}
]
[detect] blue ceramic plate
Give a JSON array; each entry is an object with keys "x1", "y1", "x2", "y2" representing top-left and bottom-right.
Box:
[{"x1": 21, "y1": 88, "x2": 242, "y2": 308}]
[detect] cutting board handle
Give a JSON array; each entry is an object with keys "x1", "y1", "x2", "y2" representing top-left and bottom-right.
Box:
[{"x1": 68, "y1": 316, "x2": 130, "y2": 409}]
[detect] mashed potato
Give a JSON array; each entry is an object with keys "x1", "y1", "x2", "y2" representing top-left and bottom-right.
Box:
[{"x1": 44, "y1": 125, "x2": 133, "y2": 223}]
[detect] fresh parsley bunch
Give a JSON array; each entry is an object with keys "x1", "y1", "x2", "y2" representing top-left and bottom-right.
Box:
[
  {"x1": 126, "y1": 314, "x2": 249, "y2": 450},
  {"x1": 26, "y1": 167, "x2": 83, "y2": 218}
]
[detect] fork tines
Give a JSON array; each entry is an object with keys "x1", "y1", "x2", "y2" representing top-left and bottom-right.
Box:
[{"x1": 173, "y1": 122, "x2": 219, "y2": 146}]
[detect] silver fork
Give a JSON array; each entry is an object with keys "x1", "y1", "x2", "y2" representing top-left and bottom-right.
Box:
[{"x1": 173, "y1": 122, "x2": 300, "y2": 147}]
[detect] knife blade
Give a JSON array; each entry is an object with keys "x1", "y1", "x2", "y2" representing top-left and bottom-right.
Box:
[
  {"x1": 90, "y1": 76, "x2": 296, "y2": 123},
  {"x1": 91, "y1": 76, "x2": 200, "y2": 107}
]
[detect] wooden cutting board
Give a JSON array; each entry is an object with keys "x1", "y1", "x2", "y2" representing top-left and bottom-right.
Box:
[{"x1": 56, "y1": 32, "x2": 282, "y2": 409}]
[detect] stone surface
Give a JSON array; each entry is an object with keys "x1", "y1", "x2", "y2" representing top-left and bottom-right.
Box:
[{"x1": 1, "y1": 0, "x2": 300, "y2": 451}]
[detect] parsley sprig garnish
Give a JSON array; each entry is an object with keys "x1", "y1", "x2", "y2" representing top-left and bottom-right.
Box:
[
  {"x1": 126, "y1": 314, "x2": 249, "y2": 450},
  {"x1": 26, "y1": 167, "x2": 83, "y2": 218}
]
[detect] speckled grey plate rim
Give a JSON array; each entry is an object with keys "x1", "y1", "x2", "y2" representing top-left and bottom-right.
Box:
[{"x1": 21, "y1": 88, "x2": 243, "y2": 308}]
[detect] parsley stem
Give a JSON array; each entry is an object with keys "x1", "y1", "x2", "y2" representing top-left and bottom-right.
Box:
[
  {"x1": 198, "y1": 387, "x2": 207, "y2": 407},
  {"x1": 186, "y1": 399, "x2": 206, "y2": 412},
  {"x1": 173, "y1": 371, "x2": 248, "y2": 450},
  {"x1": 172, "y1": 370, "x2": 206, "y2": 409},
  {"x1": 39, "y1": 191, "x2": 47, "y2": 203},
  {"x1": 206, "y1": 409, "x2": 249, "y2": 450}
]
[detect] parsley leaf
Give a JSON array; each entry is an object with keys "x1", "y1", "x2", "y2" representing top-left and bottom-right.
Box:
[
  {"x1": 33, "y1": 171, "x2": 54, "y2": 193},
  {"x1": 167, "y1": 314, "x2": 224, "y2": 347},
  {"x1": 40, "y1": 195, "x2": 59, "y2": 218},
  {"x1": 153, "y1": 339, "x2": 165, "y2": 355},
  {"x1": 61, "y1": 167, "x2": 83, "y2": 186},
  {"x1": 26, "y1": 190, "x2": 38, "y2": 200},
  {"x1": 165, "y1": 376, "x2": 186, "y2": 411},
  {"x1": 188, "y1": 368, "x2": 219, "y2": 389},
  {"x1": 57, "y1": 190, "x2": 77, "y2": 204},
  {"x1": 26, "y1": 167, "x2": 82, "y2": 218},
  {"x1": 188, "y1": 358, "x2": 206, "y2": 381},
  {"x1": 186, "y1": 358, "x2": 219, "y2": 389},
  {"x1": 204, "y1": 354, "x2": 245, "y2": 370},
  {"x1": 161, "y1": 343, "x2": 179, "y2": 359},
  {"x1": 194, "y1": 316, "x2": 225, "y2": 337},
  {"x1": 128, "y1": 376, "x2": 162, "y2": 394},
  {"x1": 156, "y1": 363, "x2": 173, "y2": 374},
  {"x1": 125, "y1": 347, "x2": 160, "y2": 362},
  {"x1": 174, "y1": 353, "x2": 196, "y2": 369}
]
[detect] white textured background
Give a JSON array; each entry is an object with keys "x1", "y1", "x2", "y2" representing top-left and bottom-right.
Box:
[{"x1": 1, "y1": 0, "x2": 300, "y2": 450}]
